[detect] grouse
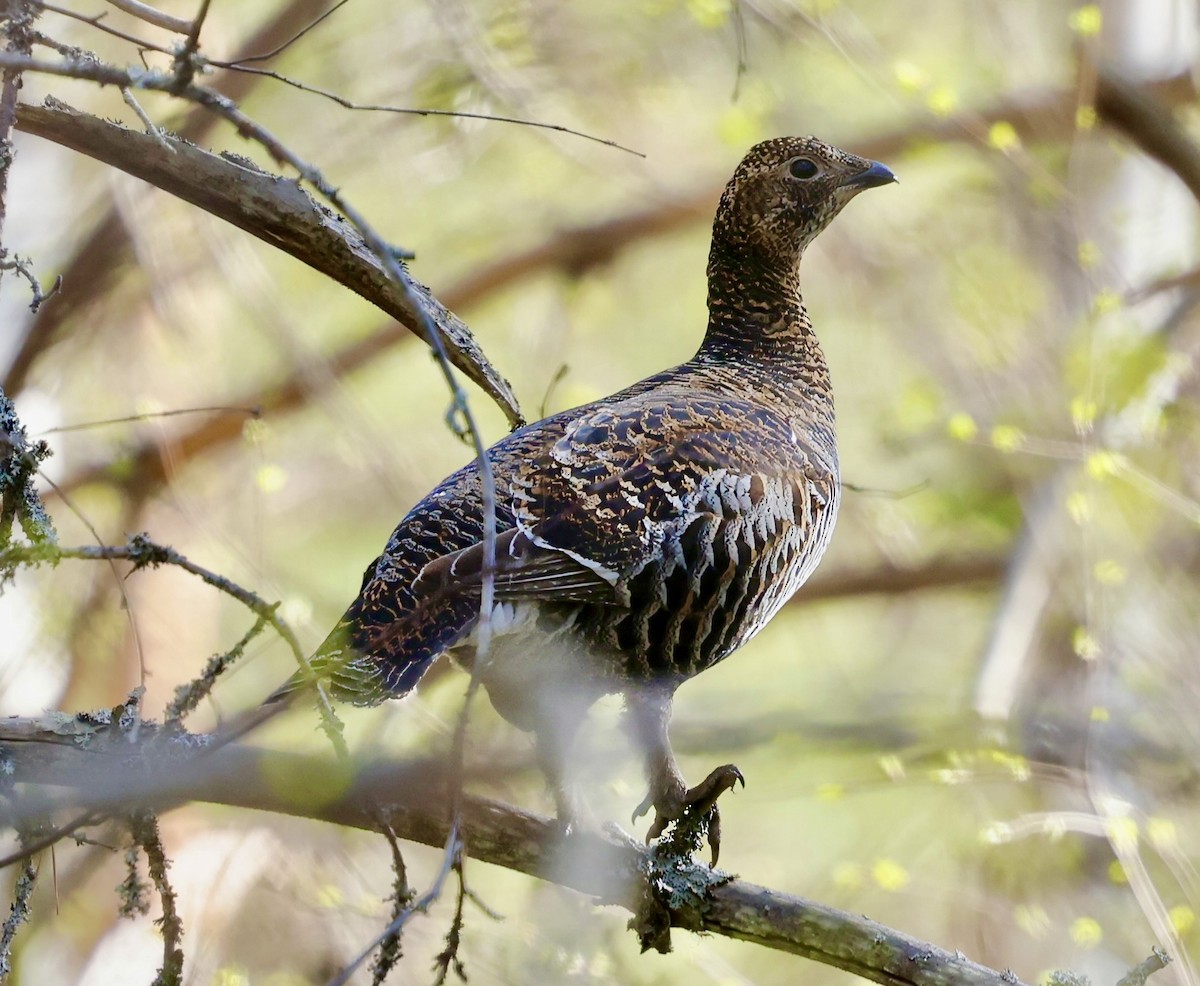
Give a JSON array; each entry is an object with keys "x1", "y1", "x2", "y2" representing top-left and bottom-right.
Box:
[{"x1": 273, "y1": 136, "x2": 895, "y2": 861}]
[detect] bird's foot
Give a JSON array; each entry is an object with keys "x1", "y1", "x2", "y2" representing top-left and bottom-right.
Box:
[{"x1": 632, "y1": 763, "x2": 745, "y2": 865}]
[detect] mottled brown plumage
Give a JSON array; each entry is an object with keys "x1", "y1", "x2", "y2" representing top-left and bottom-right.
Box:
[{"x1": 276, "y1": 136, "x2": 895, "y2": 860}]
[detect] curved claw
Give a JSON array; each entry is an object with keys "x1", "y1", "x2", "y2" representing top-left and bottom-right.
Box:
[
  {"x1": 634, "y1": 763, "x2": 746, "y2": 861},
  {"x1": 631, "y1": 790, "x2": 656, "y2": 825},
  {"x1": 682, "y1": 763, "x2": 744, "y2": 817},
  {"x1": 707, "y1": 807, "x2": 723, "y2": 867}
]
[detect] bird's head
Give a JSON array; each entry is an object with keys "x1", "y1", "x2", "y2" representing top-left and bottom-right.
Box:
[{"x1": 711, "y1": 136, "x2": 895, "y2": 273}]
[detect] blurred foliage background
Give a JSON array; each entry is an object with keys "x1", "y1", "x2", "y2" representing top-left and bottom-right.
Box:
[{"x1": 2, "y1": 0, "x2": 1200, "y2": 982}]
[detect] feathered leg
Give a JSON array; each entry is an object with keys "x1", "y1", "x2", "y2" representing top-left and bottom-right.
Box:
[
  {"x1": 625, "y1": 684, "x2": 744, "y2": 865},
  {"x1": 532, "y1": 710, "x2": 589, "y2": 833}
]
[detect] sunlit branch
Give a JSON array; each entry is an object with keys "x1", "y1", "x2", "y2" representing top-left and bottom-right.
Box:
[
  {"x1": 33, "y1": 2, "x2": 174, "y2": 54},
  {"x1": 13, "y1": 97, "x2": 523, "y2": 425},
  {"x1": 102, "y1": 0, "x2": 191, "y2": 35},
  {"x1": 4, "y1": 0, "x2": 338, "y2": 394},
  {"x1": 0, "y1": 719, "x2": 1034, "y2": 986}
]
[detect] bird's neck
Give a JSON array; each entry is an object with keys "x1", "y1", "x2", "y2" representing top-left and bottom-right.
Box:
[
  {"x1": 700, "y1": 248, "x2": 826, "y2": 364},
  {"x1": 701, "y1": 238, "x2": 815, "y2": 348},
  {"x1": 693, "y1": 246, "x2": 835, "y2": 442}
]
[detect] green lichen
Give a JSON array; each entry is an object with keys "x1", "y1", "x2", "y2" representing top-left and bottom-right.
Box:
[{"x1": 0, "y1": 388, "x2": 56, "y2": 557}]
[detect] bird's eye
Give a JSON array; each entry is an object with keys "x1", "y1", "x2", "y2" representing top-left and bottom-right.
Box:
[{"x1": 789, "y1": 158, "x2": 819, "y2": 180}]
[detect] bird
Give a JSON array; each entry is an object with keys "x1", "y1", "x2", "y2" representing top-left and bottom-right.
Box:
[{"x1": 270, "y1": 136, "x2": 896, "y2": 862}]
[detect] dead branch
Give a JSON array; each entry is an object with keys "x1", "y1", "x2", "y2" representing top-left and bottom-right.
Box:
[
  {"x1": 2, "y1": 0, "x2": 338, "y2": 393},
  {"x1": 102, "y1": 0, "x2": 192, "y2": 35},
  {"x1": 13, "y1": 97, "x2": 522, "y2": 426},
  {"x1": 0, "y1": 0, "x2": 38, "y2": 273},
  {"x1": 0, "y1": 714, "x2": 1031, "y2": 986}
]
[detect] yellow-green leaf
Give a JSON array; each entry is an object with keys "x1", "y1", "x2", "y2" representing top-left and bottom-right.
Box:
[
  {"x1": 1069, "y1": 916, "x2": 1102, "y2": 948},
  {"x1": 1069, "y1": 5, "x2": 1103, "y2": 36},
  {"x1": 872, "y1": 858, "x2": 910, "y2": 892}
]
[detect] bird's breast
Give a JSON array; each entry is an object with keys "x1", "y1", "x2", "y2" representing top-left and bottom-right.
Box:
[{"x1": 569, "y1": 464, "x2": 839, "y2": 682}]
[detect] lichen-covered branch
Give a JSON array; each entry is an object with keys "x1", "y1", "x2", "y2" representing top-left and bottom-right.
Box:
[
  {"x1": 0, "y1": 386, "x2": 54, "y2": 553},
  {"x1": 0, "y1": 0, "x2": 38, "y2": 256},
  {"x1": 0, "y1": 853, "x2": 36, "y2": 980},
  {"x1": 0, "y1": 714, "x2": 1032, "y2": 986},
  {"x1": 0, "y1": 531, "x2": 346, "y2": 752},
  {"x1": 126, "y1": 810, "x2": 184, "y2": 986}
]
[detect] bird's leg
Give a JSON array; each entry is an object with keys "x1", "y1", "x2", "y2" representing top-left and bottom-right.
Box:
[
  {"x1": 531, "y1": 693, "x2": 592, "y2": 837},
  {"x1": 481, "y1": 665, "x2": 597, "y2": 836},
  {"x1": 627, "y1": 686, "x2": 686, "y2": 821},
  {"x1": 625, "y1": 685, "x2": 744, "y2": 864}
]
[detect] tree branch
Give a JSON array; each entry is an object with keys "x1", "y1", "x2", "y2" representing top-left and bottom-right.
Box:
[
  {"x1": 1095, "y1": 69, "x2": 1200, "y2": 206},
  {"x1": 3, "y1": 0, "x2": 339, "y2": 394},
  {"x1": 800, "y1": 552, "x2": 1003, "y2": 603},
  {"x1": 13, "y1": 97, "x2": 523, "y2": 427},
  {"x1": 0, "y1": 715, "x2": 1030, "y2": 986},
  {"x1": 102, "y1": 0, "x2": 192, "y2": 35},
  {"x1": 0, "y1": 0, "x2": 39, "y2": 279}
]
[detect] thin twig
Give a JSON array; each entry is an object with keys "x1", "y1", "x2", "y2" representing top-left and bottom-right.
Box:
[
  {"x1": 431, "y1": 850, "x2": 469, "y2": 985},
  {"x1": 103, "y1": 0, "x2": 191, "y2": 35},
  {"x1": 210, "y1": 63, "x2": 644, "y2": 156},
  {"x1": 127, "y1": 810, "x2": 184, "y2": 986},
  {"x1": 38, "y1": 475, "x2": 150, "y2": 688},
  {"x1": 222, "y1": 0, "x2": 353, "y2": 65},
  {"x1": 4, "y1": 529, "x2": 346, "y2": 753},
  {"x1": 324, "y1": 822, "x2": 464, "y2": 986},
  {"x1": 0, "y1": 254, "x2": 61, "y2": 312},
  {"x1": 368, "y1": 818, "x2": 412, "y2": 986},
  {"x1": 164, "y1": 614, "x2": 270, "y2": 723},
  {"x1": 0, "y1": 811, "x2": 103, "y2": 870},
  {"x1": 72, "y1": 536, "x2": 348, "y2": 744},
  {"x1": 119, "y1": 85, "x2": 172, "y2": 150},
  {"x1": 34, "y1": 2, "x2": 173, "y2": 55},
  {"x1": 40, "y1": 404, "x2": 262, "y2": 435}
]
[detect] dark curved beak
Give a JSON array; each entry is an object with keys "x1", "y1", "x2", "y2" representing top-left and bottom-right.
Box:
[{"x1": 842, "y1": 160, "x2": 897, "y2": 190}]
